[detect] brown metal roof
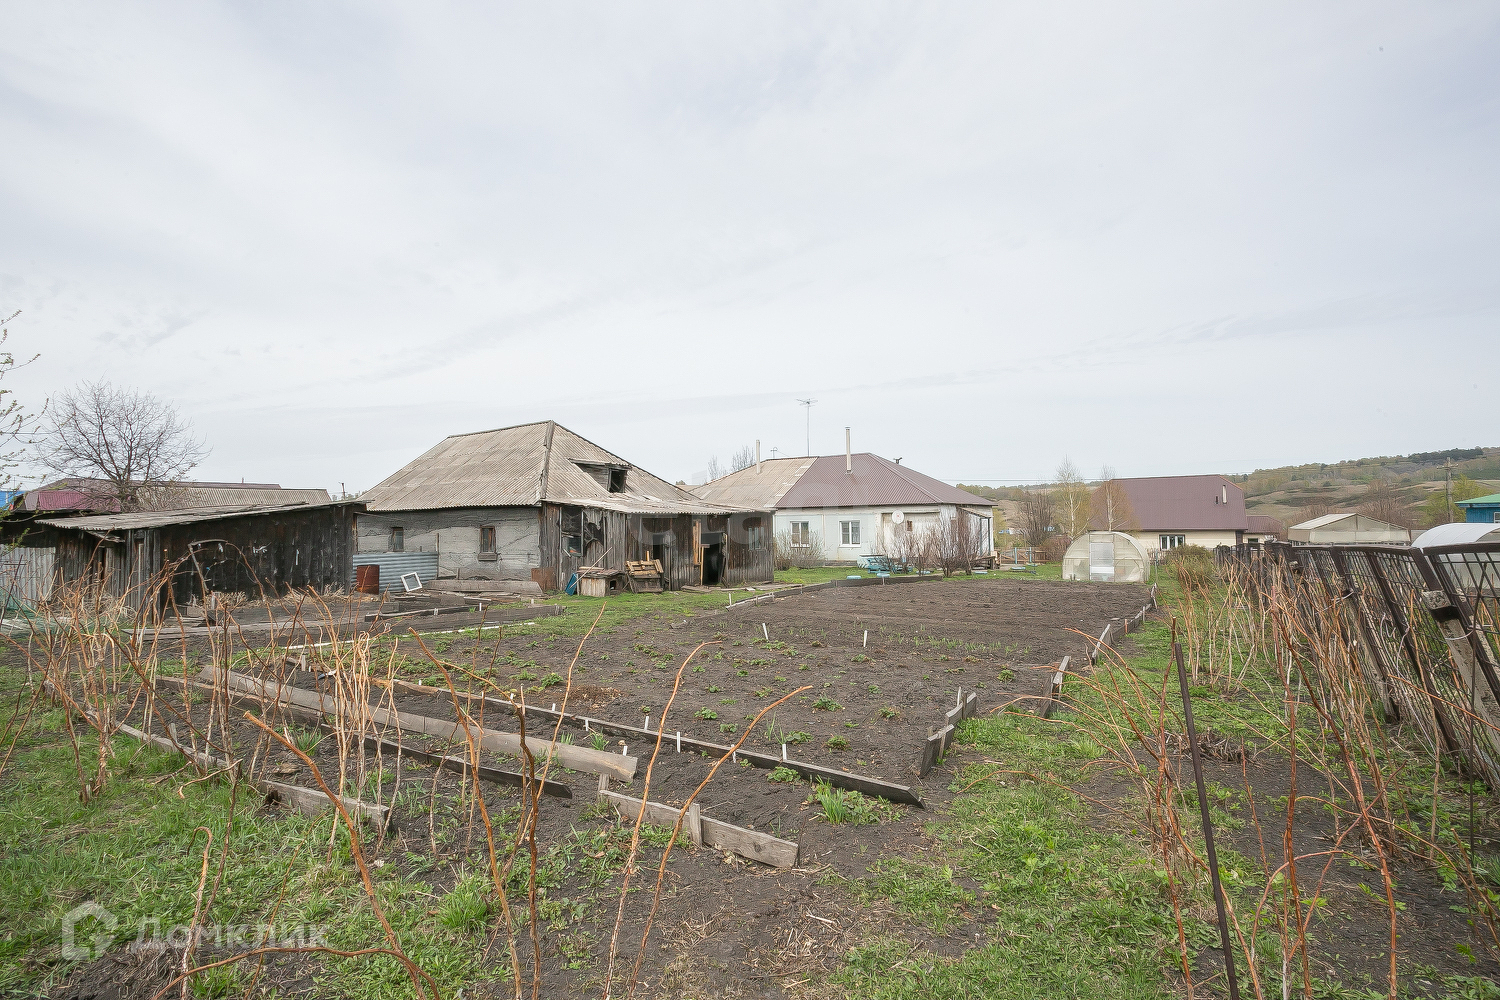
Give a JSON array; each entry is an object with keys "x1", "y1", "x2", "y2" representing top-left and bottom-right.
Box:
[
  {"x1": 1245, "y1": 514, "x2": 1285, "y2": 537},
  {"x1": 361, "y1": 420, "x2": 749, "y2": 515},
  {"x1": 772, "y1": 454, "x2": 993, "y2": 510},
  {"x1": 1093, "y1": 475, "x2": 1247, "y2": 531},
  {"x1": 690, "y1": 457, "x2": 818, "y2": 510}
]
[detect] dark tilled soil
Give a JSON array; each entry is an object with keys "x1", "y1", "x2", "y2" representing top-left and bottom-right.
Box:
[{"x1": 424, "y1": 578, "x2": 1155, "y2": 790}]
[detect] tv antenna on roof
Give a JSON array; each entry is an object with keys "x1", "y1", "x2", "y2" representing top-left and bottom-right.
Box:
[{"x1": 796, "y1": 398, "x2": 817, "y2": 457}]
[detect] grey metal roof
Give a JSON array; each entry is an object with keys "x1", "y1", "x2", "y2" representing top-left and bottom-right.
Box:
[
  {"x1": 690, "y1": 458, "x2": 818, "y2": 510},
  {"x1": 361, "y1": 420, "x2": 750, "y2": 515},
  {"x1": 38, "y1": 500, "x2": 361, "y2": 533}
]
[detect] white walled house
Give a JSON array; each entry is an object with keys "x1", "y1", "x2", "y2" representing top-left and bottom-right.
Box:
[
  {"x1": 692, "y1": 452, "x2": 995, "y2": 563},
  {"x1": 1093, "y1": 475, "x2": 1251, "y2": 555}
]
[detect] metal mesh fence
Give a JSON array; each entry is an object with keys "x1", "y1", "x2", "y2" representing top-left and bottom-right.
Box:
[{"x1": 1218, "y1": 539, "x2": 1500, "y2": 789}]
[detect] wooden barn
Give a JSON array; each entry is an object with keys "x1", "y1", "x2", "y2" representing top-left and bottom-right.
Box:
[
  {"x1": 357, "y1": 421, "x2": 771, "y2": 593},
  {"x1": 39, "y1": 500, "x2": 362, "y2": 608}
]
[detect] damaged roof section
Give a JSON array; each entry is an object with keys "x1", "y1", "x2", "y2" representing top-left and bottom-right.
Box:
[
  {"x1": 37, "y1": 499, "x2": 362, "y2": 536},
  {"x1": 360, "y1": 420, "x2": 747, "y2": 515}
]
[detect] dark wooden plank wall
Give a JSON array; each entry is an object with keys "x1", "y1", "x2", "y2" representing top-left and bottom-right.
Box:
[
  {"x1": 49, "y1": 506, "x2": 357, "y2": 607},
  {"x1": 538, "y1": 506, "x2": 771, "y2": 591}
]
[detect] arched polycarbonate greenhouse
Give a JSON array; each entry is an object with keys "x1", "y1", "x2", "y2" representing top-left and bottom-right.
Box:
[{"x1": 1061, "y1": 530, "x2": 1152, "y2": 583}]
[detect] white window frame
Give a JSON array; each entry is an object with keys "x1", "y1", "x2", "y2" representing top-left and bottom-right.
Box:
[
  {"x1": 789, "y1": 521, "x2": 811, "y2": 548},
  {"x1": 1159, "y1": 534, "x2": 1185, "y2": 550},
  {"x1": 840, "y1": 520, "x2": 861, "y2": 547}
]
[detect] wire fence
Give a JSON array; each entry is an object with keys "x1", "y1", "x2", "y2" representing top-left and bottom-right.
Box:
[{"x1": 1217, "y1": 539, "x2": 1500, "y2": 789}]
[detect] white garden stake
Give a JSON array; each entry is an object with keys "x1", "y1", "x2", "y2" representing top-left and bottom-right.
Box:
[
  {"x1": 863, "y1": 630, "x2": 868, "y2": 648},
  {"x1": 782, "y1": 743, "x2": 787, "y2": 761},
  {"x1": 762, "y1": 623, "x2": 769, "y2": 641},
  {"x1": 676, "y1": 731, "x2": 682, "y2": 753}
]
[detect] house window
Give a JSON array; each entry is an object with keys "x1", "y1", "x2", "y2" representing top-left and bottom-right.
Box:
[
  {"x1": 789, "y1": 521, "x2": 811, "y2": 547},
  {"x1": 1159, "y1": 534, "x2": 1185, "y2": 550},
  {"x1": 745, "y1": 517, "x2": 766, "y2": 550},
  {"x1": 390, "y1": 527, "x2": 405, "y2": 552},
  {"x1": 609, "y1": 468, "x2": 627, "y2": 493},
  {"x1": 479, "y1": 526, "x2": 496, "y2": 553},
  {"x1": 840, "y1": 520, "x2": 861, "y2": 546}
]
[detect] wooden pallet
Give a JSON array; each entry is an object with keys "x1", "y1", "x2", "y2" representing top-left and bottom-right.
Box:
[{"x1": 625, "y1": 558, "x2": 665, "y2": 592}]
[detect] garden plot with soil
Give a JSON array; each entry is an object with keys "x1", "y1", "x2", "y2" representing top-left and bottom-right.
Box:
[
  {"x1": 364, "y1": 578, "x2": 1155, "y2": 800},
  {"x1": 24, "y1": 576, "x2": 1157, "y2": 1000}
]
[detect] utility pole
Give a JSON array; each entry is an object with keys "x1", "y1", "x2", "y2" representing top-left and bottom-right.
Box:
[
  {"x1": 1447, "y1": 458, "x2": 1454, "y2": 521},
  {"x1": 796, "y1": 398, "x2": 817, "y2": 457}
]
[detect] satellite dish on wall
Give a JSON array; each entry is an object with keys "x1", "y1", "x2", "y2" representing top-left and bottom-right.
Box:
[{"x1": 892, "y1": 510, "x2": 905, "y2": 523}]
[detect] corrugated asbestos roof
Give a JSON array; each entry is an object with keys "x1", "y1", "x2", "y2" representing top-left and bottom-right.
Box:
[
  {"x1": 361, "y1": 421, "x2": 749, "y2": 515},
  {"x1": 1094, "y1": 475, "x2": 1247, "y2": 531},
  {"x1": 756, "y1": 454, "x2": 993, "y2": 510},
  {"x1": 690, "y1": 458, "x2": 819, "y2": 509},
  {"x1": 17, "y1": 481, "x2": 327, "y2": 513},
  {"x1": 38, "y1": 500, "x2": 361, "y2": 532}
]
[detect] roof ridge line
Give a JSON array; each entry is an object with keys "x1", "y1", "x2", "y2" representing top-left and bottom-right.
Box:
[{"x1": 867, "y1": 454, "x2": 945, "y2": 503}]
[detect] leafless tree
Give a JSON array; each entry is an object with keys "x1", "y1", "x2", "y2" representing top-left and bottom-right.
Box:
[
  {"x1": 703, "y1": 455, "x2": 725, "y2": 482},
  {"x1": 1298, "y1": 501, "x2": 1341, "y2": 523},
  {"x1": 1357, "y1": 478, "x2": 1415, "y2": 529},
  {"x1": 730, "y1": 445, "x2": 756, "y2": 472},
  {"x1": 934, "y1": 511, "x2": 985, "y2": 575},
  {"x1": 1054, "y1": 457, "x2": 1089, "y2": 541},
  {"x1": 1090, "y1": 478, "x2": 1138, "y2": 531},
  {"x1": 1017, "y1": 487, "x2": 1055, "y2": 547},
  {"x1": 38, "y1": 381, "x2": 208, "y2": 512},
  {"x1": 772, "y1": 527, "x2": 826, "y2": 570},
  {"x1": 0, "y1": 311, "x2": 41, "y2": 490}
]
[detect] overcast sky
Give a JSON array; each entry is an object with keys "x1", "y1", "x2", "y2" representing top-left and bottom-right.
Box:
[{"x1": 2, "y1": 4, "x2": 1496, "y2": 495}]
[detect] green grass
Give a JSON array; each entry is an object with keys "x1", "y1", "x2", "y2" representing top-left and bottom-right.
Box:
[{"x1": 0, "y1": 726, "x2": 499, "y2": 997}]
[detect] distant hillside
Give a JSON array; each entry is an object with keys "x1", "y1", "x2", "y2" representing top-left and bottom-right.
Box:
[
  {"x1": 957, "y1": 445, "x2": 1500, "y2": 531},
  {"x1": 1234, "y1": 446, "x2": 1500, "y2": 525}
]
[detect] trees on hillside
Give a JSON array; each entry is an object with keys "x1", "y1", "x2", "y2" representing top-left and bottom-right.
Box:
[
  {"x1": 38, "y1": 381, "x2": 207, "y2": 512},
  {"x1": 1420, "y1": 475, "x2": 1487, "y2": 527},
  {"x1": 1356, "y1": 479, "x2": 1416, "y2": 529}
]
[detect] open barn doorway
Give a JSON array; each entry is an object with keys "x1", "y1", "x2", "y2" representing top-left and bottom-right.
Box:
[{"x1": 700, "y1": 531, "x2": 725, "y2": 586}]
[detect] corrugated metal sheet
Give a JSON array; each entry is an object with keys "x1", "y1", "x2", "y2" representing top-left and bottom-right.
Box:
[
  {"x1": 38, "y1": 500, "x2": 361, "y2": 533},
  {"x1": 351, "y1": 552, "x2": 440, "y2": 592},
  {"x1": 0, "y1": 546, "x2": 56, "y2": 604},
  {"x1": 361, "y1": 420, "x2": 748, "y2": 515},
  {"x1": 691, "y1": 458, "x2": 818, "y2": 509},
  {"x1": 777, "y1": 454, "x2": 994, "y2": 509}
]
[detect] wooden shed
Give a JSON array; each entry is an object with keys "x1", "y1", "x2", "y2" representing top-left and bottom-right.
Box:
[{"x1": 39, "y1": 500, "x2": 363, "y2": 609}]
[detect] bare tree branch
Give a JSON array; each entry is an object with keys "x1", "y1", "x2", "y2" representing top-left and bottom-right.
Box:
[{"x1": 38, "y1": 381, "x2": 208, "y2": 512}]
